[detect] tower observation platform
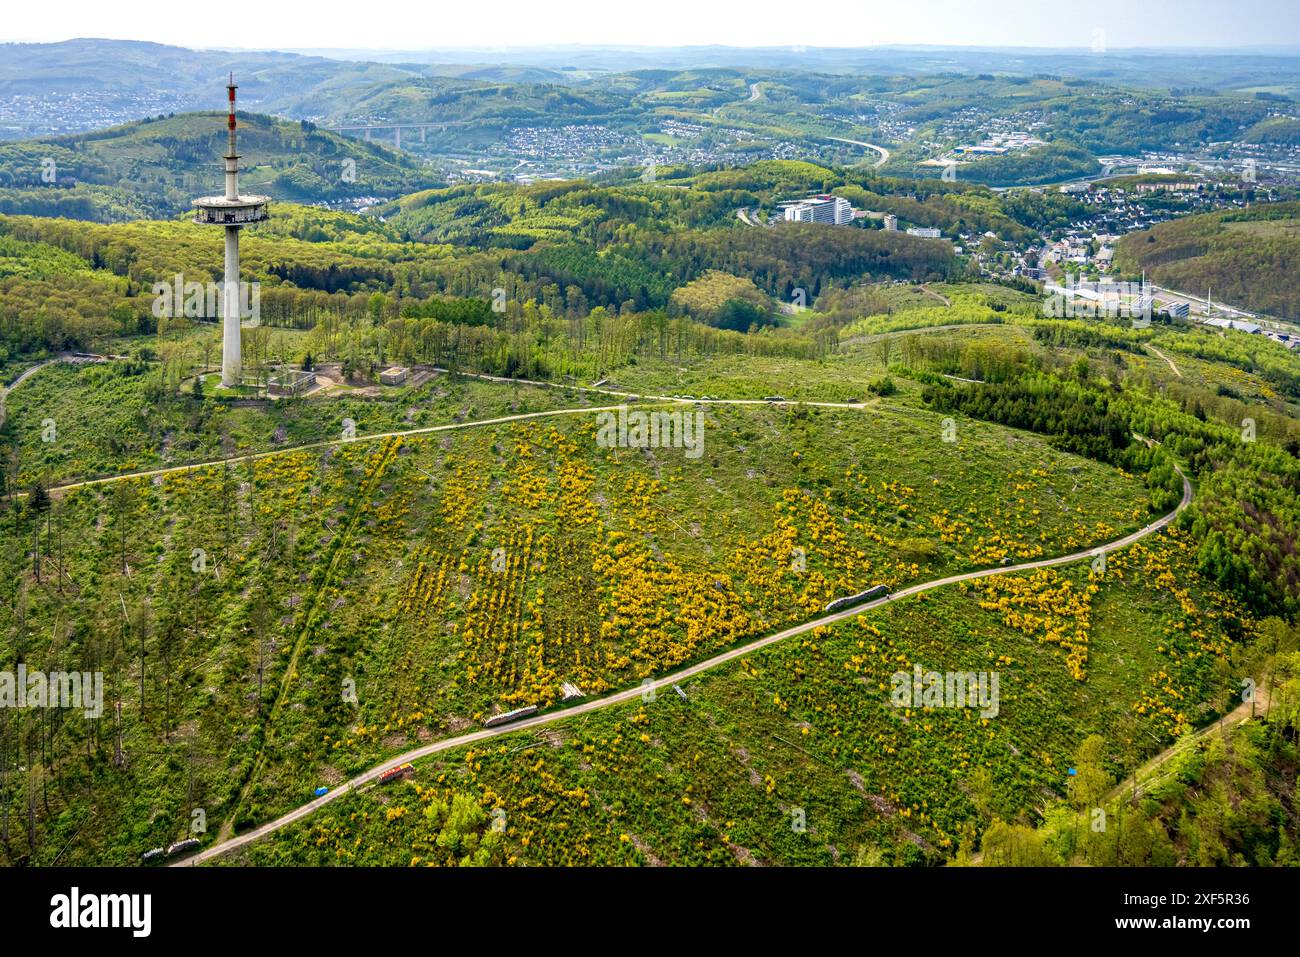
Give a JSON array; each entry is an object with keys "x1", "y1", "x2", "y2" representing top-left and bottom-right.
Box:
[{"x1": 192, "y1": 74, "x2": 269, "y2": 386}]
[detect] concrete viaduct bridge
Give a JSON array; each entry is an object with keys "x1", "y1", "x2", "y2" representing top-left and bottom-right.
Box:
[{"x1": 323, "y1": 124, "x2": 446, "y2": 149}]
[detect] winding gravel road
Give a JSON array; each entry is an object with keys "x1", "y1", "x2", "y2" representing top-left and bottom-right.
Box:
[{"x1": 42, "y1": 374, "x2": 865, "y2": 497}]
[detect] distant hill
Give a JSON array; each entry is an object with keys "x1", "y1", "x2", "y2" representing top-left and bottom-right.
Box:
[
  {"x1": 934, "y1": 142, "x2": 1100, "y2": 188},
  {"x1": 0, "y1": 38, "x2": 429, "y2": 136},
  {"x1": 0, "y1": 111, "x2": 443, "y2": 221},
  {"x1": 284, "y1": 42, "x2": 1300, "y2": 95},
  {"x1": 290, "y1": 76, "x2": 627, "y2": 150},
  {"x1": 1244, "y1": 117, "x2": 1300, "y2": 145},
  {"x1": 5, "y1": 39, "x2": 1292, "y2": 152},
  {"x1": 1115, "y1": 201, "x2": 1300, "y2": 320}
]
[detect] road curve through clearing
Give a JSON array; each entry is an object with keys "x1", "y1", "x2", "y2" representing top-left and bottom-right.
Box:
[
  {"x1": 0, "y1": 353, "x2": 98, "y2": 427},
  {"x1": 176, "y1": 464, "x2": 1192, "y2": 865},
  {"x1": 43, "y1": 373, "x2": 866, "y2": 497}
]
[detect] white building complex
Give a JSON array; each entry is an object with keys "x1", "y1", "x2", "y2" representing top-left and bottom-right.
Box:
[{"x1": 782, "y1": 194, "x2": 854, "y2": 225}]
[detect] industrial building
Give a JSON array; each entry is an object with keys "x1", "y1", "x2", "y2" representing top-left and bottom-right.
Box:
[{"x1": 1204, "y1": 317, "x2": 1262, "y2": 335}]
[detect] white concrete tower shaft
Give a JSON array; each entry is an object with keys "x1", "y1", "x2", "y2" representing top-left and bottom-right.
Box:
[
  {"x1": 222, "y1": 76, "x2": 242, "y2": 387},
  {"x1": 222, "y1": 224, "x2": 241, "y2": 386}
]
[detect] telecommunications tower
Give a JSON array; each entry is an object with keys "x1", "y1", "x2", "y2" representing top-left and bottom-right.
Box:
[{"x1": 192, "y1": 74, "x2": 269, "y2": 387}]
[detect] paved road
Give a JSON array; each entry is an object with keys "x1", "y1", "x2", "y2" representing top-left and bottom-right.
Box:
[
  {"x1": 26, "y1": 357, "x2": 1190, "y2": 863},
  {"x1": 0, "y1": 361, "x2": 53, "y2": 428},
  {"x1": 826, "y1": 136, "x2": 890, "y2": 169},
  {"x1": 175, "y1": 464, "x2": 1192, "y2": 866},
  {"x1": 0, "y1": 353, "x2": 104, "y2": 426},
  {"x1": 437, "y1": 368, "x2": 862, "y2": 408},
  {"x1": 48, "y1": 404, "x2": 634, "y2": 495},
  {"x1": 6, "y1": 358, "x2": 60, "y2": 392}
]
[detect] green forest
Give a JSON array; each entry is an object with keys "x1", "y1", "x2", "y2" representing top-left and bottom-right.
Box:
[
  {"x1": 3, "y1": 132, "x2": 1300, "y2": 872},
  {"x1": 1116, "y1": 202, "x2": 1300, "y2": 320}
]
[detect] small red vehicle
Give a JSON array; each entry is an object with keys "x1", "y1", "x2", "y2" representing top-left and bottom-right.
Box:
[{"x1": 377, "y1": 763, "x2": 414, "y2": 785}]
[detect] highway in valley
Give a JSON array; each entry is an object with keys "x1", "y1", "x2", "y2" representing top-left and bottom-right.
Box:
[{"x1": 825, "y1": 135, "x2": 890, "y2": 168}]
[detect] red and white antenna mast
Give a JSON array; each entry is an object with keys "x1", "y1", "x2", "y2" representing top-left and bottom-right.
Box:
[{"x1": 224, "y1": 73, "x2": 239, "y2": 201}]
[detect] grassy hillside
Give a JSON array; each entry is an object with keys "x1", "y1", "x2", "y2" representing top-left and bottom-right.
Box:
[
  {"x1": 5, "y1": 277, "x2": 1300, "y2": 866},
  {"x1": 955, "y1": 142, "x2": 1101, "y2": 188},
  {"x1": 0, "y1": 166, "x2": 963, "y2": 360},
  {"x1": 973, "y1": 643, "x2": 1300, "y2": 867},
  {"x1": 4, "y1": 134, "x2": 1300, "y2": 870},
  {"x1": 223, "y1": 527, "x2": 1251, "y2": 867},
  {"x1": 0, "y1": 349, "x2": 1160, "y2": 864}
]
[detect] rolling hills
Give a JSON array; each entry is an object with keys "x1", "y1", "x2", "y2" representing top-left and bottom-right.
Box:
[
  {"x1": 1115, "y1": 201, "x2": 1300, "y2": 320},
  {"x1": 0, "y1": 111, "x2": 443, "y2": 221}
]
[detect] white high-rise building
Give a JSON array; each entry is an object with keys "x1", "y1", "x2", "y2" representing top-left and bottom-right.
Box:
[{"x1": 782, "y1": 194, "x2": 854, "y2": 225}]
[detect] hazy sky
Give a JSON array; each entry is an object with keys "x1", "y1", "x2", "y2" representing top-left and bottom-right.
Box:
[{"x1": 5, "y1": 0, "x2": 1300, "y2": 50}]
